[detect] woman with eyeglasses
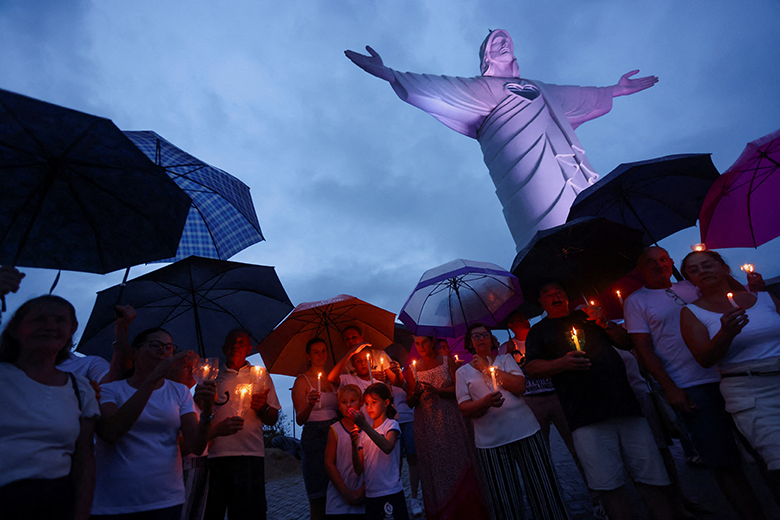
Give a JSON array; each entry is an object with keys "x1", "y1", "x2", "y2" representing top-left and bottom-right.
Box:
[
  {"x1": 405, "y1": 335, "x2": 490, "y2": 520},
  {"x1": 92, "y1": 328, "x2": 216, "y2": 519},
  {"x1": 0, "y1": 295, "x2": 99, "y2": 520},
  {"x1": 456, "y1": 323, "x2": 569, "y2": 520},
  {"x1": 680, "y1": 250, "x2": 780, "y2": 498}
]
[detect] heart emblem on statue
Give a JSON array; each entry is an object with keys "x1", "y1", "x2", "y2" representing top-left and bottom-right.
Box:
[{"x1": 506, "y1": 82, "x2": 540, "y2": 101}]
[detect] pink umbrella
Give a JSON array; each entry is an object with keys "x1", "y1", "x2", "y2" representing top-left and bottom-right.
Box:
[{"x1": 700, "y1": 128, "x2": 780, "y2": 248}]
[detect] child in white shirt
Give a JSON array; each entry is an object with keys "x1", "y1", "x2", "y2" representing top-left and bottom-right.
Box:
[{"x1": 349, "y1": 383, "x2": 409, "y2": 520}]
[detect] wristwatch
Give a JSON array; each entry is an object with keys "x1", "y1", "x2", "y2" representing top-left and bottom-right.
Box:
[{"x1": 201, "y1": 412, "x2": 215, "y2": 424}]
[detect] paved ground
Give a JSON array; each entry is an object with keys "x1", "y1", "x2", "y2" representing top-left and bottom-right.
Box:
[{"x1": 266, "y1": 428, "x2": 779, "y2": 519}]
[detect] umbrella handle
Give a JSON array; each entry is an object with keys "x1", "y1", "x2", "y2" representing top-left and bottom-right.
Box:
[{"x1": 215, "y1": 391, "x2": 230, "y2": 406}]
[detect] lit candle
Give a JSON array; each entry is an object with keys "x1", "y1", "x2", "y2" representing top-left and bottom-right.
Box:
[
  {"x1": 380, "y1": 357, "x2": 384, "y2": 371},
  {"x1": 454, "y1": 354, "x2": 459, "y2": 362},
  {"x1": 317, "y1": 372, "x2": 322, "y2": 409},
  {"x1": 367, "y1": 353, "x2": 374, "y2": 384},
  {"x1": 740, "y1": 263, "x2": 755, "y2": 273},
  {"x1": 571, "y1": 328, "x2": 581, "y2": 352},
  {"x1": 691, "y1": 243, "x2": 706, "y2": 252},
  {"x1": 616, "y1": 290, "x2": 623, "y2": 307},
  {"x1": 727, "y1": 292, "x2": 739, "y2": 308},
  {"x1": 490, "y1": 366, "x2": 498, "y2": 391},
  {"x1": 235, "y1": 383, "x2": 253, "y2": 417},
  {"x1": 412, "y1": 360, "x2": 417, "y2": 384},
  {"x1": 251, "y1": 366, "x2": 266, "y2": 392},
  {"x1": 589, "y1": 300, "x2": 595, "y2": 307}
]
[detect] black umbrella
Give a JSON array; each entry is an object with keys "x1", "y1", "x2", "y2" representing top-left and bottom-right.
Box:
[
  {"x1": 567, "y1": 154, "x2": 720, "y2": 246},
  {"x1": 77, "y1": 256, "x2": 294, "y2": 359},
  {"x1": 0, "y1": 89, "x2": 191, "y2": 274},
  {"x1": 511, "y1": 217, "x2": 645, "y2": 307}
]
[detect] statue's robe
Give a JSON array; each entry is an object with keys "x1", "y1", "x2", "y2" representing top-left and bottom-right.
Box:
[{"x1": 390, "y1": 72, "x2": 613, "y2": 250}]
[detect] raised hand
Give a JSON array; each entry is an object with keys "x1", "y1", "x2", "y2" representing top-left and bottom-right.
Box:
[
  {"x1": 612, "y1": 70, "x2": 658, "y2": 97},
  {"x1": 344, "y1": 46, "x2": 395, "y2": 82}
]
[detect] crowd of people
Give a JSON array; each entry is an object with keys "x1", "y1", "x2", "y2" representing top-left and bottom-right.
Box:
[{"x1": 1, "y1": 245, "x2": 779, "y2": 520}]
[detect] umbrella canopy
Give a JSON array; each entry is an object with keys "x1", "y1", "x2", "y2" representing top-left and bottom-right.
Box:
[
  {"x1": 77, "y1": 256, "x2": 293, "y2": 359},
  {"x1": 398, "y1": 259, "x2": 523, "y2": 338},
  {"x1": 0, "y1": 89, "x2": 191, "y2": 273},
  {"x1": 511, "y1": 217, "x2": 645, "y2": 307},
  {"x1": 568, "y1": 154, "x2": 720, "y2": 246},
  {"x1": 124, "y1": 131, "x2": 264, "y2": 262},
  {"x1": 700, "y1": 128, "x2": 780, "y2": 249},
  {"x1": 257, "y1": 294, "x2": 396, "y2": 377}
]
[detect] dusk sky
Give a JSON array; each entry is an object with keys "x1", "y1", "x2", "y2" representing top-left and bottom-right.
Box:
[{"x1": 3, "y1": 0, "x2": 779, "y2": 430}]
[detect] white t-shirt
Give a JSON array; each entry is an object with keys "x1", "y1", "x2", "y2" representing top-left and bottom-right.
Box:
[
  {"x1": 358, "y1": 418, "x2": 403, "y2": 498},
  {"x1": 392, "y1": 384, "x2": 413, "y2": 424},
  {"x1": 325, "y1": 421, "x2": 366, "y2": 515},
  {"x1": 0, "y1": 363, "x2": 99, "y2": 487},
  {"x1": 686, "y1": 292, "x2": 780, "y2": 370},
  {"x1": 455, "y1": 354, "x2": 540, "y2": 449},
  {"x1": 624, "y1": 282, "x2": 720, "y2": 388},
  {"x1": 208, "y1": 363, "x2": 281, "y2": 458},
  {"x1": 92, "y1": 379, "x2": 194, "y2": 514},
  {"x1": 58, "y1": 352, "x2": 110, "y2": 383}
]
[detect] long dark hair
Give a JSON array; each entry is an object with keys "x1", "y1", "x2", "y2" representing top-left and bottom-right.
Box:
[
  {"x1": 0, "y1": 295, "x2": 77, "y2": 364},
  {"x1": 363, "y1": 383, "x2": 397, "y2": 420}
]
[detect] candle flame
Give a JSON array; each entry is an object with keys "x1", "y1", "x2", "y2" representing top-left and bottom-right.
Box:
[
  {"x1": 691, "y1": 243, "x2": 706, "y2": 252},
  {"x1": 489, "y1": 366, "x2": 495, "y2": 373},
  {"x1": 727, "y1": 292, "x2": 733, "y2": 298},
  {"x1": 318, "y1": 372, "x2": 322, "y2": 378},
  {"x1": 740, "y1": 263, "x2": 755, "y2": 273},
  {"x1": 616, "y1": 290, "x2": 621, "y2": 297},
  {"x1": 455, "y1": 354, "x2": 459, "y2": 361},
  {"x1": 589, "y1": 300, "x2": 595, "y2": 306}
]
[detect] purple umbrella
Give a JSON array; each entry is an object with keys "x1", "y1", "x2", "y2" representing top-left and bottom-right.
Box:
[
  {"x1": 399, "y1": 259, "x2": 523, "y2": 338},
  {"x1": 700, "y1": 128, "x2": 780, "y2": 249}
]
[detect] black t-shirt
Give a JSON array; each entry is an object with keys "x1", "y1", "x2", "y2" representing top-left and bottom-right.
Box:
[{"x1": 525, "y1": 310, "x2": 641, "y2": 431}]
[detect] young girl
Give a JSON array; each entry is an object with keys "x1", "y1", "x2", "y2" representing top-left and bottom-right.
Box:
[
  {"x1": 349, "y1": 384, "x2": 410, "y2": 520},
  {"x1": 324, "y1": 385, "x2": 366, "y2": 519}
]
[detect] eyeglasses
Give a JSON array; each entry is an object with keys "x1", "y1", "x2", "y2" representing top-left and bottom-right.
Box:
[
  {"x1": 143, "y1": 340, "x2": 178, "y2": 354},
  {"x1": 470, "y1": 332, "x2": 491, "y2": 340},
  {"x1": 665, "y1": 289, "x2": 686, "y2": 307}
]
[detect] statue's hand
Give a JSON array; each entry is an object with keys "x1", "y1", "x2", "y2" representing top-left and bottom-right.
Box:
[
  {"x1": 612, "y1": 70, "x2": 658, "y2": 97},
  {"x1": 344, "y1": 46, "x2": 395, "y2": 83}
]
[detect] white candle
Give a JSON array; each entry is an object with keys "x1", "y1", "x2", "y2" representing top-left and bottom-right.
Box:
[
  {"x1": 571, "y1": 328, "x2": 581, "y2": 352},
  {"x1": 490, "y1": 366, "x2": 498, "y2": 391},
  {"x1": 727, "y1": 292, "x2": 739, "y2": 308},
  {"x1": 616, "y1": 290, "x2": 623, "y2": 307},
  {"x1": 412, "y1": 360, "x2": 417, "y2": 384},
  {"x1": 367, "y1": 353, "x2": 374, "y2": 384},
  {"x1": 380, "y1": 357, "x2": 384, "y2": 371},
  {"x1": 317, "y1": 372, "x2": 322, "y2": 409}
]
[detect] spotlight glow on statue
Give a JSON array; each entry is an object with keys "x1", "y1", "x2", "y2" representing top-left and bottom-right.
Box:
[{"x1": 346, "y1": 30, "x2": 658, "y2": 250}]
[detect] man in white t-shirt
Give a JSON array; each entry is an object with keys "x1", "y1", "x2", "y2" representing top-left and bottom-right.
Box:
[
  {"x1": 204, "y1": 329, "x2": 280, "y2": 520},
  {"x1": 625, "y1": 247, "x2": 764, "y2": 520}
]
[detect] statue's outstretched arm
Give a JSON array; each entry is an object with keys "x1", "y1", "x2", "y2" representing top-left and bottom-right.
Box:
[
  {"x1": 611, "y1": 70, "x2": 658, "y2": 97},
  {"x1": 345, "y1": 46, "x2": 396, "y2": 83}
]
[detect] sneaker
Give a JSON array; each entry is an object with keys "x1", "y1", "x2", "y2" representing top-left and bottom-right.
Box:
[
  {"x1": 592, "y1": 501, "x2": 609, "y2": 520},
  {"x1": 410, "y1": 498, "x2": 423, "y2": 516}
]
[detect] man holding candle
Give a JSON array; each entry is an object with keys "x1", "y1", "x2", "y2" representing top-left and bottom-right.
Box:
[
  {"x1": 205, "y1": 329, "x2": 280, "y2": 520},
  {"x1": 624, "y1": 246, "x2": 766, "y2": 520},
  {"x1": 525, "y1": 281, "x2": 674, "y2": 520}
]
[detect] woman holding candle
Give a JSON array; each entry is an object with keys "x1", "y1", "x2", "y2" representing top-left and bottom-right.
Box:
[
  {"x1": 92, "y1": 328, "x2": 216, "y2": 519},
  {"x1": 405, "y1": 335, "x2": 489, "y2": 520},
  {"x1": 0, "y1": 295, "x2": 99, "y2": 520},
  {"x1": 456, "y1": 323, "x2": 569, "y2": 520},
  {"x1": 680, "y1": 250, "x2": 780, "y2": 496},
  {"x1": 292, "y1": 337, "x2": 339, "y2": 520}
]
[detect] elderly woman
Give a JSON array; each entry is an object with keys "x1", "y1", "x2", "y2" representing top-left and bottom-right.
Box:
[
  {"x1": 680, "y1": 250, "x2": 780, "y2": 496},
  {"x1": 0, "y1": 295, "x2": 100, "y2": 520},
  {"x1": 405, "y1": 335, "x2": 489, "y2": 520},
  {"x1": 292, "y1": 337, "x2": 339, "y2": 520},
  {"x1": 92, "y1": 328, "x2": 216, "y2": 519},
  {"x1": 456, "y1": 323, "x2": 569, "y2": 520}
]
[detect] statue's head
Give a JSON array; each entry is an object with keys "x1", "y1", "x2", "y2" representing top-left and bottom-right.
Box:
[{"x1": 479, "y1": 29, "x2": 519, "y2": 77}]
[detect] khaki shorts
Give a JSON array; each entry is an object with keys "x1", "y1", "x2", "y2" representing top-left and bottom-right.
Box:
[
  {"x1": 572, "y1": 416, "x2": 670, "y2": 490},
  {"x1": 721, "y1": 358, "x2": 780, "y2": 471}
]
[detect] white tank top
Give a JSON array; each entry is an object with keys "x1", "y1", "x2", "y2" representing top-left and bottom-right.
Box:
[
  {"x1": 301, "y1": 374, "x2": 338, "y2": 422},
  {"x1": 686, "y1": 292, "x2": 780, "y2": 370},
  {"x1": 325, "y1": 421, "x2": 365, "y2": 515}
]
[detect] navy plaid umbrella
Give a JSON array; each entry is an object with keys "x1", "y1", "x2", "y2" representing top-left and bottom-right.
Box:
[{"x1": 124, "y1": 131, "x2": 264, "y2": 261}]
